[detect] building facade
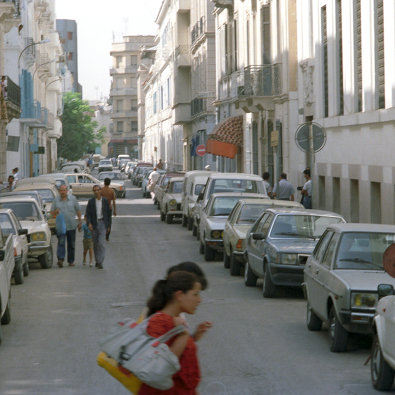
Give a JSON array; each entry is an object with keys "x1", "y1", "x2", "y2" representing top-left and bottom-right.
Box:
[{"x1": 109, "y1": 35, "x2": 155, "y2": 159}]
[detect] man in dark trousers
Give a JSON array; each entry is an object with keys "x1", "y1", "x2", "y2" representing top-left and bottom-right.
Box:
[{"x1": 85, "y1": 185, "x2": 111, "y2": 269}]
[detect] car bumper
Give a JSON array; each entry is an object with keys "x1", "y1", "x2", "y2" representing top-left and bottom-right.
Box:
[
  {"x1": 167, "y1": 210, "x2": 182, "y2": 217},
  {"x1": 338, "y1": 309, "x2": 375, "y2": 334},
  {"x1": 267, "y1": 261, "x2": 305, "y2": 287},
  {"x1": 205, "y1": 239, "x2": 224, "y2": 252},
  {"x1": 233, "y1": 250, "x2": 246, "y2": 263},
  {"x1": 28, "y1": 242, "x2": 51, "y2": 257}
]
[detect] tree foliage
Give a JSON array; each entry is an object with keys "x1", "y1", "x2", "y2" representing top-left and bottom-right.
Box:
[{"x1": 58, "y1": 92, "x2": 105, "y2": 161}]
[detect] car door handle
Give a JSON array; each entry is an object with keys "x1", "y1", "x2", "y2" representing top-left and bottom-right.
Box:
[{"x1": 315, "y1": 269, "x2": 320, "y2": 274}]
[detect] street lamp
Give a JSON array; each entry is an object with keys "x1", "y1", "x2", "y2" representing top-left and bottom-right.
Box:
[{"x1": 17, "y1": 38, "x2": 50, "y2": 80}]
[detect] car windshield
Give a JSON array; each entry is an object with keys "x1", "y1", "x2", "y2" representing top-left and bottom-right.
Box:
[
  {"x1": 0, "y1": 202, "x2": 42, "y2": 221},
  {"x1": 209, "y1": 179, "x2": 262, "y2": 194},
  {"x1": 98, "y1": 172, "x2": 123, "y2": 181},
  {"x1": 209, "y1": 197, "x2": 242, "y2": 216},
  {"x1": 194, "y1": 184, "x2": 204, "y2": 196},
  {"x1": 237, "y1": 204, "x2": 268, "y2": 224},
  {"x1": 270, "y1": 215, "x2": 344, "y2": 239},
  {"x1": 99, "y1": 160, "x2": 112, "y2": 166},
  {"x1": 0, "y1": 213, "x2": 16, "y2": 236},
  {"x1": 36, "y1": 189, "x2": 55, "y2": 202},
  {"x1": 168, "y1": 181, "x2": 183, "y2": 193},
  {"x1": 335, "y1": 232, "x2": 395, "y2": 270}
]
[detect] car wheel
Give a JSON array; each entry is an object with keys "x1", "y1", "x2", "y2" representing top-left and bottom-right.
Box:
[
  {"x1": 262, "y1": 263, "x2": 276, "y2": 298},
  {"x1": 329, "y1": 306, "x2": 348, "y2": 352},
  {"x1": 306, "y1": 302, "x2": 322, "y2": 331},
  {"x1": 223, "y1": 251, "x2": 230, "y2": 269},
  {"x1": 1, "y1": 295, "x2": 11, "y2": 325},
  {"x1": 160, "y1": 211, "x2": 165, "y2": 221},
  {"x1": 199, "y1": 241, "x2": 204, "y2": 255},
  {"x1": 371, "y1": 334, "x2": 395, "y2": 390},
  {"x1": 182, "y1": 215, "x2": 187, "y2": 227},
  {"x1": 14, "y1": 260, "x2": 24, "y2": 285},
  {"x1": 23, "y1": 256, "x2": 29, "y2": 277},
  {"x1": 38, "y1": 245, "x2": 53, "y2": 269},
  {"x1": 204, "y1": 243, "x2": 215, "y2": 261},
  {"x1": 187, "y1": 217, "x2": 193, "y2": 231},
  {"x1": 230, "y1": 253, "x2": 241, "y2": 276},
  {"x1": 166, "y1": 214, "x2": 173, "y2": 224},
  {"x1": 244, "y1": 261, "x2": 257, "y2": 287}
]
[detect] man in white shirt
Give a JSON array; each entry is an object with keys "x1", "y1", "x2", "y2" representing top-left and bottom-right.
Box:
[
  {"x1": 148, "y1": 167, "x2": 160, "y2": 193},
  {"x1": 301, "y1": 169, "x2": 312, "y2": 209}
]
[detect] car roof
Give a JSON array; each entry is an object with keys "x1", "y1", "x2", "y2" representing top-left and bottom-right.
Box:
[
  {"x1": 236, "y1": 198, "x2": 304, "y2": 207},
  {"x1": 0, "y1": 196, "x2": 38, "y2": 204},
  {"x1": 15, "y1": 183, "x2": 57, "y2": 190},
  {"x1": 208, "y1": 172, "x2": 263, "y2": 180},
  {"x1": 169, "y1": 177, "x2": 184, "y2": 182},
  {"x1": 0, "y1": 208, "x2": 14, "y2": 216},
  {"x1": 210, "y1": 192, "x2": 266, "y2": 200},
  {"x1": 327, "y1": 223, "x2": 395, "y2": 233},
  {"x1": 17, "y1": 177, "x2": 57, "y2": 185},
  {"x1": 265, "y1": 207, "x2": 345, "y2": 217},
  {"x1": 99, "y1": 170, "x2": 121, "y2": 174}
]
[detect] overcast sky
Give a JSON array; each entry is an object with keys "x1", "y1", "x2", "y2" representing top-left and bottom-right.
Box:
[{"x1": 55, "y1": 0, "x2": 162, "y2": 100}]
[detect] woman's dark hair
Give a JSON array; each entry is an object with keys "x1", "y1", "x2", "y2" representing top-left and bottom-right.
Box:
[
  {"x1": 167, "y1": 261, "x2": 208, "y2": 290},
  {"x1": 147, "y1": 271, "x2": 199, "y2": 316}
]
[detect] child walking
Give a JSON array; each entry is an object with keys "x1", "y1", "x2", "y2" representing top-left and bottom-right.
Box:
[{"x1": 81, "y1": 217, "x2": 93, "y2": 266}]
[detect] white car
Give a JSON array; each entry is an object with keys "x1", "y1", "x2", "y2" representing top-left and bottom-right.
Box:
[
  {"x1": 0, "y1": 226, "x2": 15, "y2": 343},
  {"x1": 160, "y1": 177, "x2": 184, "y2": 224},
  {"x1": 371, "y1": 284, "x2": 395, "y2": 390},
  {"x1": 0, "y1": 209, "x2": 29, "y2": 284},
  {"x1": 0, "y1": 197, "x2": 53, "y2": 269}
]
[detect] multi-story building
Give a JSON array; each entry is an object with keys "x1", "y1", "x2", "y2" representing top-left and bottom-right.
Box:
[
  {"x1": 297, "y1": 0, "x2": 395, "y2": 223},
  {"x1": 89, "y1": 100, "x2": 113, "y2": 157},
  {"x1": 56, "y1": 19, "x2": 82, "y2": 95},
  {"x1": 109, "y1": 35, "x2": 155, "y2": 159},
  {"x1": 4, "y1": 0, "x2": 65, "y2": 177}
]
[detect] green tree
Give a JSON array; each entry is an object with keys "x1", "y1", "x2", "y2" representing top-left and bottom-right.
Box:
[{"x1": 58, "y1": 92, "x2": 105, "y2": 161}]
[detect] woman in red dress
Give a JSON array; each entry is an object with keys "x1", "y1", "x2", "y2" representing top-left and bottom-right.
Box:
[{"x1": 139, "y1": 271, "x2": 212, "y2": 395}]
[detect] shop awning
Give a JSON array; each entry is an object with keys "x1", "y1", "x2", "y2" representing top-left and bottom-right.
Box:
[{"x1": 206, "y1": 116, "x2": 243, "y2": 159}]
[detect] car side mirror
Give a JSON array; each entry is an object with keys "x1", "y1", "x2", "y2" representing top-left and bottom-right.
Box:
[
  {"x1": 18, "y1": 229, "x2": 28, "y2": 235},
  {"x1": 252, "y1": 233, "x2": 265, "y2": 240},
  {"x1": 377, "y1": 284, "x2": 394, "y2": 298},
  {"x1": 197, "y1": 192, "x2": 204, "y2": 202}
]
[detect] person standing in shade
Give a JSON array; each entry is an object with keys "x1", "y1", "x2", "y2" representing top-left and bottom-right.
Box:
[
  {"x1": 51, "y1": 185, "x2": 82, "y2": 267},
  {"x1": 301, "y1": 169, "x2": 312, "y2": 209},
  {"x1": 156, "y1": 159, "x2": 164, "y2": 170},
  {"x1": 262, "y1": 171, "x2": 273, "y2": 198},
  {"x1": 100, "y1": 177, "x2": 116, "y2": 241},
  {"x1": 272, "y1": 173, "x2": 295, "y2": 201},
  {"x1": 85, "y1": 185, "x2": 111, "y2": 269}
]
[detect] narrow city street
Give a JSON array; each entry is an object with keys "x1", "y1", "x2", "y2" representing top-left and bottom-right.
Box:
[{"x1": 0, "y1": 181, "x2": 378, "y2": 395}]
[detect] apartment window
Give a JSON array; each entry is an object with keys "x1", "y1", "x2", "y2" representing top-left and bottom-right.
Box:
[
  {"x1": 321, "y1": 6, "x2": 328, "y2": 118},
  {"x1": 246, "y1": 20, "x2": 250, "y2": 66},
  {"x1": 130, "y1": 55, "x2": 137, "y2": 65},
  {"x1": 67, "y1": 32, "x2": 73, "y2": 40},
  {"x1": 336, "y1": 0, "x2": 344, "y2": 115},
  {"x1": 116, "y1": 56, "x2": 123, "y2": 68},
  {"x1": 131, "y1": 121, "x2": 138, "y2": 132},
  {"x1": 160, "y1": 86, "x2": 164, "y2": 110},
  {"x1": 117, "y1": 100, "x2": 123, "y2": 112},
  {"x1": 350, "y1": 179, "x2": 359, "y2": 222},
  {"x1": 233, "y1": 19, "x2": 238, "y2": 71},
  {"x1": 376, "y1": 0, "x2": 385, "y2": 109},
  {"x1": 116, "y1": 121, "x2": 123, "y2": 133},
  {"x1": 153, "y1": 92, "x2": 157, "y2": 114},
  {"x1": 333, "y1": 177, "x2": 340, "y2": 213},
  {"x1": 131, "y1": 99, "x2": 137, "y2": 111},
  {"x1": 166, "y1": 78, "x2": 171, "y2": 106},
  {"x1": 261, "y1": 5, "x2": 271, "y2": 64},
  {"x1": 68, "y1": 52, "x2": 73, "y2": 61},
  {"x1": 371, "y1": 182, "x2": 381, "y2": 223},
  {"x1": 354, "y1": 0, "x2": 362, "y2": 112}
]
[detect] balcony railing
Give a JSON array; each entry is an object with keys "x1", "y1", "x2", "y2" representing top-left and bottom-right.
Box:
[
  {"x1": 191, "y1": 16, "x2": 205, "y2": 44},
  {"x1": 191, "y1": 93, "x2": 215, "y2": 117},
  {"x1": 174, "y1": 45, "x2": 191, "y2": 67},
  {"x1": 239, "y1": 64, "x2": 282, "y2": 97},
  {"x1": 1, "y1": 75, "x2": 20, "y2": 107},
  {"x1": 212, "y1": 0, "x2": 233, "y2": 9}
]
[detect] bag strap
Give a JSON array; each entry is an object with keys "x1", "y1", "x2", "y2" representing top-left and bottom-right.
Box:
[{"x1": 156, "y1": 325, "x2": 186, "y2": 344}]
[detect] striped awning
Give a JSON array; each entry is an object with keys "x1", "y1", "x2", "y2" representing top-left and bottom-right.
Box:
[{"x1": 206, "y1": 116, "x2": 243, "y2": 158}]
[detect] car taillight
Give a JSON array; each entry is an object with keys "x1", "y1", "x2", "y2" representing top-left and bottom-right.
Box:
[
  {"x1": 236, "y1": 239, "x2": 243, "y2": 249},
  {"x1": 14, "y1": 247, "x2": 17, "y2": 257}
]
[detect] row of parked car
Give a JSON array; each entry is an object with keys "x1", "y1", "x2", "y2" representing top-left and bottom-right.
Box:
[{"x1": 138, "y1": 169, "x2": 395, "y2": 391}]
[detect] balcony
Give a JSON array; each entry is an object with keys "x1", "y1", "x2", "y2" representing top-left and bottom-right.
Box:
[
  {"x1": 110, "y1": 65, "x2": 138, "y2": 75},
  {"x1": 20, "y1": 101, "x2": 48, "y2": 128},
  {"x1": 174, "y1": 45, "x2": 191, "y2": 68},
  {"x1": 191, "y1": 16, "x2": 205, "y2": 45},
  {"x1": 111, "y1": 110, "x2": 137, "y2": 119},
  {"x1": 0, "y1": 0, "x2": 20, "y2": 17},
  {"x1": 217, "y1": 70, "x2": 243, "y2": 102},
  {"x1": 191, "y1": 93, "x2": 215, "y2": 118},
  {"x1": 0, "y1": 75, "x2": 21, "y2": 121},
  {"x1": 239, "y1": 65, "x2": 282, "y2": 97},
  {"x1": 173, "y1": 103, "x2": 191, "y2": 125},
  {"x1": 211, "y1": 0, "x2": 233, "y2": 9},
  {"x1": 174, "y1": 0, "x2": 190, "y2": 13},
  {"x1": 110, "y1": 87, "x2": 137, "y2": 97}
]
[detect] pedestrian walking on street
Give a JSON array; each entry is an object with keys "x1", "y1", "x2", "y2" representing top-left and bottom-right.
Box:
[
  {"x1": 139, "y1": 271, "x2": 212, "y2": 395},
  {"x1": 51, "y1": 185, "x2": 82, "y2": 267},
  {"x1": 85, "y1": 185, "x2": 111, "y2": 269},
  {"x1": 80, "y1": 217, "x2": 94, "y2": 266},
  {"x1": 100, "y1": 177, "x2": 116, "y2": 241},
  {"x1": 147, "y1": 167, "x2": 160, "y2": 195},
  {"x1": 262, "y1": 171, "x2": 273, "y2": 198},
  {"x1": 156, "y1": 159, "x2": 164, "y2": 170},
  {"x1": 272, "y1": 173, "x2": 295, "y2": 201},
  {"x1": 12, "y1": 167, "x2": 19, "y2": 181},
  {"x1": 301, "y1": 169, "x2": 312, "y2": 209}
]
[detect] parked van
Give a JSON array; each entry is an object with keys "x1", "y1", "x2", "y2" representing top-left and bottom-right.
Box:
[
  {"x1": 181, "y1": 170, "x2": 214, "y2": 230},
  {"x1": 192, "y1": 173, "x2": 267, "y2": 237}
]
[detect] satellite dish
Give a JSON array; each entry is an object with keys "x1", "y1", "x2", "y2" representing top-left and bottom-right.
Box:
[{"x1": 295, "y1": 122, "x2": 326, "y2": 153}]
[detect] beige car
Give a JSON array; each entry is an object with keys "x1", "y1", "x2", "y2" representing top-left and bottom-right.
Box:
[
  {"x1": 14, "y1": 179, "x2": 59, "y2": 233},
  {"x1": 223, "y1": 198, "x2": 303, "y2": 275},
  {"x1": 65, "y1": 173, "x2": 124, "y2": 198}
]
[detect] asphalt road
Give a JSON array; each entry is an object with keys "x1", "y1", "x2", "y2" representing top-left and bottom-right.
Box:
[{"x1": 0, "y1": 181, "x2": 383, "y2": 395}]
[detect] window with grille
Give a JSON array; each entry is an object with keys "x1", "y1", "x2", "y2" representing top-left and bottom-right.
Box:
[
  {"x1": 376, "y1": 0, "x2": 385, "y2": 109},
  {"x1": 336, "y1": 0, "x2": 344, "y2": 115},
  {"x1": 321, "y1": 6, "x2": 328, "y2": 118},
  {"x1": 354, "y1": 0, "x2": 362, "y2": 112},
  {"x1": 261, "y1": 5, "x2": 271, "y2": 65}
]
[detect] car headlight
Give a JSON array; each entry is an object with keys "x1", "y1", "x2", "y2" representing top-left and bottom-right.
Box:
[
  {"x1": 351, "y1": 292, "x2": 378, "y2": 309},
  {"x1": 169, "y1": 199, "x2": 177, "y2": 210},
  {"x1": 275, "y1": 253, "x2": 298, "y2": 265},
  {"x1": 30, "y1": 232, "x2": 46, "y2": 242},
  {"x1": 211, "y1": 230, "x2": 224, "y2": 239}
]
